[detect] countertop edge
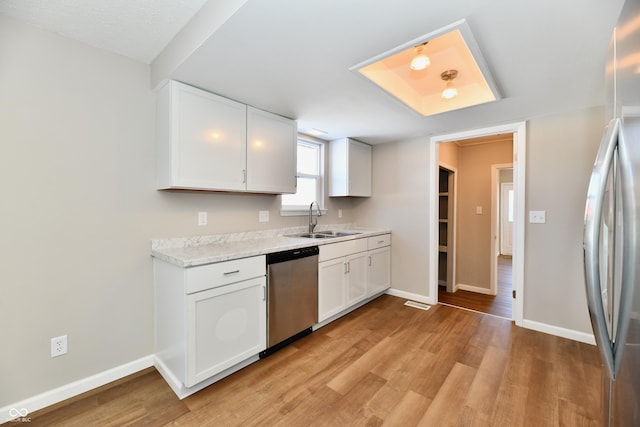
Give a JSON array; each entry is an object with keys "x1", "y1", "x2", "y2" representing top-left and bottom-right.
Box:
[{"x1": 151, "y1": 227, "x2": 391, "y2": 268}]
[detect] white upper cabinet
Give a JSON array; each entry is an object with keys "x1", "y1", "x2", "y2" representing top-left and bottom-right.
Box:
[
  {"x1": 329, "y1": 138, "x2": 372, "y2": 197},
  {"x1": 246, "y1": 106, "x2": 297, "y2": 194},
  {"x1": 156, "y1": 80, "x2": 247, "y2": 191},
  {"x1": 156, "y1": 80, "x2": 296, "y2": 194}
]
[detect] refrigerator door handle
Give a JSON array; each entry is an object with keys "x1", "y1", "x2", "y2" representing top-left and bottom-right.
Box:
[
  {"x1": 613, "y1": 119, "x2": 635, "y2": 379},
  {"x1": 584, "y1": 118, "x2": 620, "y2": 380}
]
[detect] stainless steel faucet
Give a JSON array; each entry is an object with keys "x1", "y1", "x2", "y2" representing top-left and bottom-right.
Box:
[{"x1": 309, "y1": 201, "x2": 322, "y2": 233}]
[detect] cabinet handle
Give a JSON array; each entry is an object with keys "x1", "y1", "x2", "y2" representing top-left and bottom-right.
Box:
[
  {"x1": 377, "y1": 240, "x2": 385, "y2": 244},
  {"x1": 223, "y1": 270, "x2": 240, "y2": 276},
  {"x1": 368, "y1": 256, "x2": 372, "y2": 267},
  {"x1": 344, "y1": 262, "x2": 348, "y2": 274},
  {"x1": 242, "y1": 169, "x2": 247, "y2": 184},
  {"x1": 262, "y1": 286, "x2": 266, "y2": 301}
]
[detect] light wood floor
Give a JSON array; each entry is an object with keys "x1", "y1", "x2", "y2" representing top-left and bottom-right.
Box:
[
  {"x1": 25, "y1": 295, "x2": 601, "y2": 426},
  {"x1": 439, "y1": 256, "x2": 513, "y2": 319}
]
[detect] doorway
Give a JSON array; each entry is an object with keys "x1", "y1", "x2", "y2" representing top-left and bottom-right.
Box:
[
  {"x1": 436, "y1": 142, "x2": 513, "y2": 319},
  {"x1": 429, "y1": 122, "x2": 526, "y2": 325}
]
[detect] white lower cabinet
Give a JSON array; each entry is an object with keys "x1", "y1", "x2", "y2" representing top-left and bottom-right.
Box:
[
  {"x1": 367, "y1": 235, "x2": 391, "y2": 296},
  {"x1": 345, "y1": 252, "x2": 368, "y2": 306},
  {"x1": 186, "y1": 277, "x2": 266, "y2": 387},
  {"x1": 154, "y1": 255, "x2": 266, "y2": 397},
  {"x1": 318, "y1": 234, "x2": 391, "y2": 323},
  {"x1": 318, "y1": 257, "x2": 347, "y2": 322},
  {"x1": 318, "y1": 238, "x2": 368, "y2": 322}
]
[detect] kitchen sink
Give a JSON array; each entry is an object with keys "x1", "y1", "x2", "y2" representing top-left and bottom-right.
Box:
[
  {"x1": 287, "y1": 232, "x2": 334, "y2": 238},
  {"x1": 319, "y1": 230, "x2": 361, "y2": 237},
  {"x1": 286, "y1": 231, "x2": 362, "y2": 239}
]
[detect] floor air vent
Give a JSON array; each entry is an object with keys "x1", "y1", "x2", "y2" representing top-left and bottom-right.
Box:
[{"x1": 404, "y1": 301, "x2": 432, "y2": 311}]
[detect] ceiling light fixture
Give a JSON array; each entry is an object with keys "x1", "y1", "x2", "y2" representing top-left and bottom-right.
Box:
[
  {"x1": 410, "y1": 42, "x2": 430, "y2": 71},
  {"x1": 441, "y1": 69, "x2": 459, "y2": 100}
]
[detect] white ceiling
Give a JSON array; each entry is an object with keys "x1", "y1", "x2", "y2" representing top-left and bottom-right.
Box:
[
  {"x1": 0, "y1": 0, "x2": 208, "y2": 63},
  {"x1": 1, "y1": 0, "x2": 626, "y2": 144}
]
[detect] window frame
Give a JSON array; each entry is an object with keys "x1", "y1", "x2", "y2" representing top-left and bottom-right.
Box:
[{"x1": 280, "y1": 136, "x2": 326, "y2": 216}]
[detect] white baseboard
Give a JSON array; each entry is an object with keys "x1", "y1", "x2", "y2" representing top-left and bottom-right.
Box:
[
  {"x1": 522, "y1": 319, "x2": 596, "y2": 345},
  {"x1": 385, "y1": 288, "x2": 436, "y2": 305},
  {"x1": 456, "y1": 283, "x2": 496, "y2": 295},
  {"x1": 154, "y1": 354, "x2": 259, "y2": 400},
  {"x1": 1, "y1": 355, "x2": 153, "y2": 423}
]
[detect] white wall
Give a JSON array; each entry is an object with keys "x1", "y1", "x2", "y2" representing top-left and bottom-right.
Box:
[
  {"x1": 524, "y1": 106, "x2": 604, "y2": 333},
  {"x1": 0, "y1": 16, "x2": 354, "y2": 407},
  {"x1": 353, "y1": 137, "x2": 432, "y2": 299}
]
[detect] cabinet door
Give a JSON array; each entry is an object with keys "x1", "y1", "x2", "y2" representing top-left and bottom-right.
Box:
[
  {"x1": 329, "y1": 138, "x2": 372, "y2": 197},
  {"x1": 186, "y1": 277, "x2": 266, "y2": 387},
  {"x1": 368, "y1": 246, "x2": 391, "y2": 296},
  {"x1": 246, "y1": 106, "x2": 297, "y2": 194},
  {"x1": 348, "y1": 140, "x2": 372, "y2": 197},
  {"x1": 318, "y1": 258, "x2": 347, "y2": 322},
  {"x1": 160, "y1": 81, "x2": 247, "y2": 191},
  {"x1": 346, "y1": 252, "x2": 368, "y2": 306}
]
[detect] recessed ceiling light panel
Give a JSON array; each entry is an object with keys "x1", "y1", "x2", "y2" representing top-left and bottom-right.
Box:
[{"x1": 350, "y1": 20, "x2": 500, "y2": 117}]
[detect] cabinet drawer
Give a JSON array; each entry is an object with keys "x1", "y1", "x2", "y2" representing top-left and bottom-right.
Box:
[
  {"x1": 186, "y1": 256, "x2": 266, "y2": 294},
  {"x1": 368, "y1": 234, "x2": 391, "y2": 250},
  {"x1": 319, "y1": 238, "x2": 368, "y2": 262}
]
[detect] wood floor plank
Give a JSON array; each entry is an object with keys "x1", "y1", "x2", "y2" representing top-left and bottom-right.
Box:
[
  {"x1": 26, "y1": 296, "x2": 602, "y2": 427},
  {"x1": 523, "y1": 357, "x2": 559, "y2": 427},
  {"x1": 417, "y1": 362, "x2": 477, "y2": 426},
  {"x1": 454, "y1": 405, "x2": 492, "y2": 427},
  {"x1": 555, "y1": 337, "x2": 602, "y2": 423},
  {"x1": 326, "y1": 336, "x2": 395, "y2": 395},
  {"x1": 465, "y1": 345, "x2": 509, "y2": 416},
  {"x1": 382, "y1": 390, "x2": 431, "y2": 427}
]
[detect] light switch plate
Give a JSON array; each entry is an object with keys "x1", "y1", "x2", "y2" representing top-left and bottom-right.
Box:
[
  {"x1": 475, "y1": 206, "x2": 483, "y2": 215},
  {"x1": 529, "y1": 210, "x2": 546, "y2": 224},
  {"x1": 198, "y1": 211, "x2": 207, "y2": 226}
]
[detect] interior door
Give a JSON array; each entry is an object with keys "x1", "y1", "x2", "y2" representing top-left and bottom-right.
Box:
[{"x1": 500, "y1": 182, "x2": 514, "y2": 256}]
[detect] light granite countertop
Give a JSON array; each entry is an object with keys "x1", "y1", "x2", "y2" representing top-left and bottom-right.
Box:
[{"x1": 151, "y1": 224, "x2": 391, "y2": 267}]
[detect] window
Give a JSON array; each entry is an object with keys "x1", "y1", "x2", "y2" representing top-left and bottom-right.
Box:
[{"x1": 281, "y1": 138, "x2": 325, "y2": 214}]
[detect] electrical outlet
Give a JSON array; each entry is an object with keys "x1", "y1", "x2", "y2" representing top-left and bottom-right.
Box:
[
  {"x1": 338, "y1": 209, "x2": 343, "y2": 218},
  {"x1": 51, "y1": 335, "x2": 68, "y2": 358},
  {"x1": 259, "y1": 210, "x2": 269, "y2": 222},
  {"x1": 198, "y1": 211, "x2": 207, "y2": 226}
]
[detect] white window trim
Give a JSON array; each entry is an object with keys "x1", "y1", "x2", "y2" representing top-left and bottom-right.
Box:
[{"x1": 280, "y1": 136, "x2": 326, "y2": 216}]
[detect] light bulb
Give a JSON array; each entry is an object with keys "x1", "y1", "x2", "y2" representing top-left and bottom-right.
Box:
[
  {"x1": 442, "y1": 87, "x2": 458, "y2": 100},
  {"x1": 410, "y1": 46, "x2": 430, "y2": 71}
]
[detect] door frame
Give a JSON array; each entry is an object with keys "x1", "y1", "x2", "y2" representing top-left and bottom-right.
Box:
[
  {"x1": 491, "y1": 163, "x2": 513, "y2": 296},
  {"x1": 429, "y1": 121, "x2": 526, "y2": 326}
]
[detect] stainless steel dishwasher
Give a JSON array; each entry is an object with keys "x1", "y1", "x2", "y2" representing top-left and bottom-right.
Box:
[{"x1": 260, "y1": 245, "x2": 319, "y2": 357}]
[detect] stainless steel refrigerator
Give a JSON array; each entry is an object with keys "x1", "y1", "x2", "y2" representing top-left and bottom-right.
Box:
[{"x1": 583, "y1": 0, "x2": 640, "y2": 425}]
